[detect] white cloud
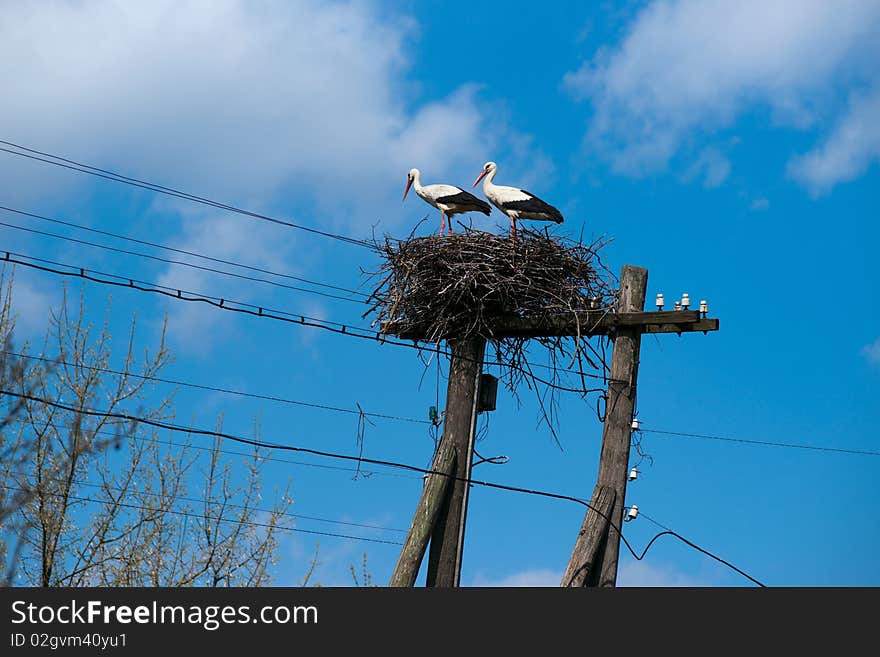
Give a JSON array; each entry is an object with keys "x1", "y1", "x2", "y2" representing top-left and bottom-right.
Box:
[
  {"x1": 0, "y1": 1, "x2": 541, "y2": 226},
  {"x1": 4, "y1": 269, "x2": 58, "y2": 339},
  {"x1": 470, "y1": 561, "x2": 709, "y2": 587},
  {"x1": 788, "y1": 86, "x2": 880, "y2": 193},
  {"x1": 0, "y1": 2, "x2": 547, "y2": 359},
  {"x1": 862, "y1": 338, "x2": 880, "y2": 367},
  {"x1": 685, "y1": 147, "x2": 731, "y2": 188},
  {"x1": 565, "y1": 0, "x2": 880, "y2": 187},
  {"x1": 618, "y1": 560, "x2": 708, "y2": 587},
  {"x1": 471, "y1": 568, "x2": 561, "y2": 587},
  {"x1": 2, "y1": 0, "x2": 401, "y2": 197}
]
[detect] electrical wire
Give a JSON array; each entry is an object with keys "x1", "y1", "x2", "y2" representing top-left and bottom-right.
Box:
[
  {"x1": 9, "y1": 247, "x2": 840, "y2": 456},
  {"x1": 1, "y1": 388, "x2": 766, "y2": 586},
  {"x1": 638, "y1": 509, "x2": 674, "y2": 532},
  {"x1": 4, "y1": 469, "x2": 405, "y2": 534},
  {"x1": 2, "y1": 348, "x2": 430, "y2": 425},
  {"x1": 641, "y1": 427, "x2": 880, "y2": 457},
  {"x1": 1, "y1": 485, "x2": 402, "y2": 546},
  {"x1": 0, "y1": 140, "x2": 375, "y2": 249},
  {"x1": 0, "y1": 219, "x2": 365, "y2": 304},
  {"x1": 119, "y1": 428, "x2": 419, "y2": 481},
  {"x1": 625, "y1": 522, "x2": 761, "y2": 587},
  {"x1": 0, "y1": 205, "x2": 368, "y2": 297},
  {"x1": 2, "y1": 250, "x2": 611, "y2": 391},
  {"x1": 3, "y1": 249, "x2": 386, "y2": 332}
]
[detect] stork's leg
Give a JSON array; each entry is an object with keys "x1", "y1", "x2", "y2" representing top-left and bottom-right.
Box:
[
  {"x1": 448, "y1": 213, "x2": 454, "y2": 234},
  {"x1": 440, "y1": 210, "x2": 446, "y2": 236},
  {"x1": 509, "y1": 215, "x2": 517, "y2": 237}
]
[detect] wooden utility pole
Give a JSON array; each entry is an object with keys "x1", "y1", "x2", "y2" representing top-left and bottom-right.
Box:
[
  {"x1": 425, "y1": 337, "x2": 485, "y2": 587},
  {"x1": 560, "y1": 485, "x2": 616, "y2": 587},
  {"x1": 384, "y1": 263, "x2": 718, "y2": 587},
  {"x1": 389, "y1": 438, "x2": 456, "y2": 587},
  {"x1": 591, "y1": 265, "x2": 646, "y2": 587}
]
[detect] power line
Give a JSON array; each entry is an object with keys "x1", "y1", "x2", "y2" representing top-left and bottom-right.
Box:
[
  {"x1": 623, "y1": 507, "x2": 764, "y2": 587},
  {"x1": 638, "y1": 509, "x2": 674, "y2": 532},
  {"x1": 640, "y1": 427, "x2": 880, "y2": 457},
  {"x1": 4, "y1": 469, "x2": 405, "y2": 534},
  {"x1": 2, "y1": 349, "x2": 430, "y2": 425},
  {"x1": 0, "y1": 205, "x2": 369, "y2": 298},
  {"x1": 1, "y1": 485, "x2": 402, "y2": 547},
  {"x1": 4, "y1": 249, "x2": 376, "y2": 331},
  {"x1": 0, "y1": 219, "x2": 365, "y2": 304},
  {"x1": 0, "y1": 205, "x2": 367, "y2": 295},
  {"x1": 98, "y1": 426, "x2": 421, "y2": 481},
  {"x1": 1, "y1": 388, "x2": 453, "y2": 480},
  {"x1": 1, "y1": 387, "x2": 765, "y2": 586},
  {"x1": 0, "y1": 140, "x2": 375, "y2": 249},
  {"x1": 2, "y1": 250, "x2": 610, "y2": 392},
  {"x1": 3, "y1": 349, "x2": 519, "y2": 480}
]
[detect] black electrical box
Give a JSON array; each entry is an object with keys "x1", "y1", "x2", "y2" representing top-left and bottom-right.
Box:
[{"x1": 477, "y1": 374, "x2": 498, "y2": 412}]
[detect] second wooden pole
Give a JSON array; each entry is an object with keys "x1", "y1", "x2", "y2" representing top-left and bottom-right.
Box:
[{"x1": 426, "y1": 336, "x2": 485, "y2": 587}]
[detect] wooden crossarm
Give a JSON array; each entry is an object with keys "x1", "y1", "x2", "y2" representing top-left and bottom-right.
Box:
[{"x1": 382, "y1": 310, "x2": 719, "y2": 340}]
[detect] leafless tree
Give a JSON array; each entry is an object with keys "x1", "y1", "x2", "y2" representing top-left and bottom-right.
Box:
[{"x1": 0, "y1": 270, "x2": 292, "y2": 586}]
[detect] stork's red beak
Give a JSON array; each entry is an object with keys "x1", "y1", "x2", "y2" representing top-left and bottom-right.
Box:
[
  {"x1": 403, "y1": 177, "x2": 412, "y2": 201},
  {"x1": 473, "y1": 169, "x2": 488, "y2": 187}
]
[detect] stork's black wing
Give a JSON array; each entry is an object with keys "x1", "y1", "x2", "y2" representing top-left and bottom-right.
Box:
[
  {"x1": 436, "y1": 189, "x2": 491, "y2": 215},
  {"x1": 501, "y1": 190, "x2": 564, "y2": 223}
]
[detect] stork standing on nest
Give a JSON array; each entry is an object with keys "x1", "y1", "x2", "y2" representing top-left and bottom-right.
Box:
[
  {"x1": 473, "y1": 161, "x2": 564, "y2": 236},
  {"x1": 403, "y1": 168, "x2": 491, "y2": 236}
]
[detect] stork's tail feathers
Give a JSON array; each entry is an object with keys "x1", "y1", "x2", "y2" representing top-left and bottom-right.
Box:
[{"x1": 476, "y1": 199, "x2": 491, "y2": 216}]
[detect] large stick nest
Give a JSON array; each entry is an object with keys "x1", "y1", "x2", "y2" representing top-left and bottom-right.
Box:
[
  {"x1": 367, "y1": 228, "x2": 614, "y2": 341},
  {"x1": 364, "y1": 228, "x2": 617, "y2": 438}
]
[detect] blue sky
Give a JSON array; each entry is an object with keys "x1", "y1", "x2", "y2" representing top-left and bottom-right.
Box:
[{"x1": 1, "y1": 0, "x2": 878, "y2": 586}]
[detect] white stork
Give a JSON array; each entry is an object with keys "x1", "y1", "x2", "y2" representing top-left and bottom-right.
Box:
[
  {"x1": 472, "y1": 161, "x2": 563, "y2": 236},
  {"x1": 403, "y1": 168, "x2": 491, "y2": 236}
]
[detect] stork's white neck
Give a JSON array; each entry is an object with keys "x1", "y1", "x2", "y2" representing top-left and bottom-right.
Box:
[
  {"x1": 411, "y1": 169, "x2": 423, "y2": 193},
  {"x1": 482, "y1": 166, "x2": 498, "y2": 192}
]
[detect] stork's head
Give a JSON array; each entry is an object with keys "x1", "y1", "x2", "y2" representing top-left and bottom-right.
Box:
[
  {"x1": 473, "y1": 161, "x2": 497, "y2": 187},
  {"x1": 403, "y1": 168, "x2": 419, "y2": 201}
]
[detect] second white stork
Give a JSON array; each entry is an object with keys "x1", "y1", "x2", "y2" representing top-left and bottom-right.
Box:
[
  {"x1": 403, "y1": 168, "x2": 491, "y2": 236},
  {"x1": 473, "y1": 161, "x2": 564, "y2": 236}
]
